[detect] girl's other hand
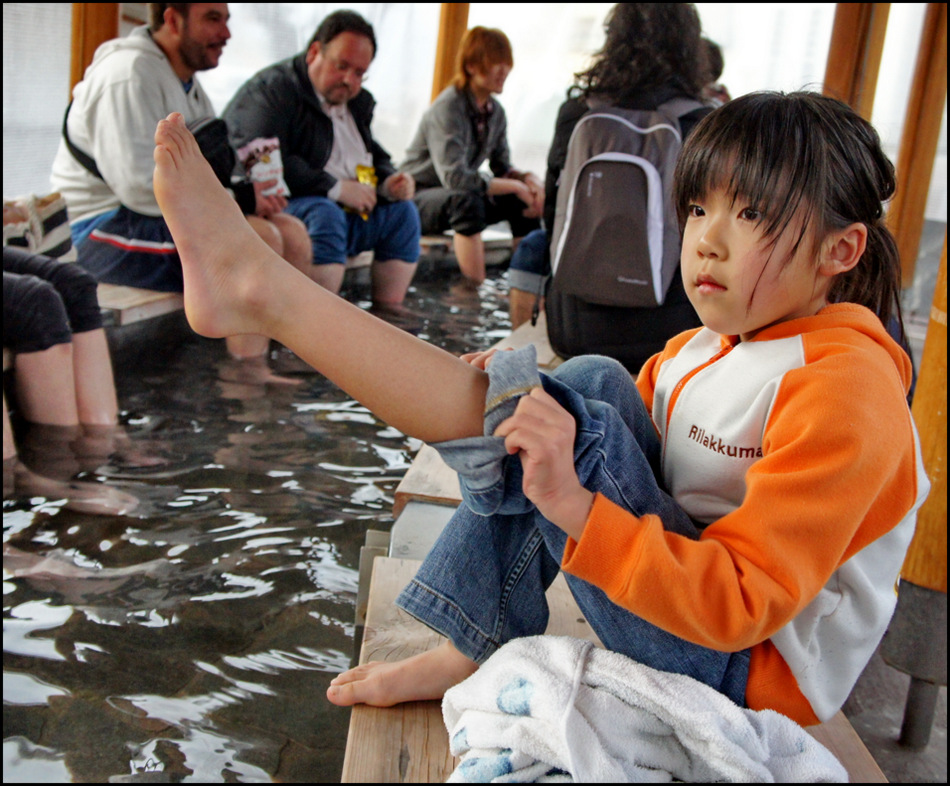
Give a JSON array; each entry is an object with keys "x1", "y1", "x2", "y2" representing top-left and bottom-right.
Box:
[{"x1": 494, "y1": 387, "x2": 594, "y2": 541}]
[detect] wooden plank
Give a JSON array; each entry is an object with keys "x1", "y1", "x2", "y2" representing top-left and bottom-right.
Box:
[
  {"x1": 393, "y1": 444, "x2": 462, "y2": 518},
  {"x1": 807, "y1": 711, "x2": 887, "y2": 782},
  {"x1": 341, "y1": 557, "x2": 601, "y2": 782},
  {"x1": 96, "y1": 283, "x2": 183, "y2": 326},
  {"x1": 341, "y1": 557, "x2": 456, "y2": 783}
]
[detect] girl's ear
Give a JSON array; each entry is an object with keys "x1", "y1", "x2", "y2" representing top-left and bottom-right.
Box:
[{"x1": 819, "y1": 223, "x2": 867, "y2": 278}]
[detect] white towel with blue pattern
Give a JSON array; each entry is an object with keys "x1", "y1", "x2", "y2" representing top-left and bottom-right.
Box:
[{"x1": 442, "y1": 636, "x2": 847, "y2": 783}]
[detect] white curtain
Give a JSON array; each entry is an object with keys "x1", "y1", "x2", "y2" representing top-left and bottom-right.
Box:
[{"x1": 2, "y1": 3, "x2": 72, "y2": 199}]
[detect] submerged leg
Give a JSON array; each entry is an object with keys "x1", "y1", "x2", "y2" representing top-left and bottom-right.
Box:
[{"x1": 152, "y1": 113, "x2": 487, "y2": 444}]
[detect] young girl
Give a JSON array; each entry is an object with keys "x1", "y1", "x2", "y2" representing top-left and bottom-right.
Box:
[{"x1": 151, "y1": 91, "x2": 928, "y2": 726}]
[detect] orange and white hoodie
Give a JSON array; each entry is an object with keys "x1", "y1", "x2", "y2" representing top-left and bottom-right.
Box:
[{"x1": 561, "y1": 304, "x2": 929, "y2": 725}]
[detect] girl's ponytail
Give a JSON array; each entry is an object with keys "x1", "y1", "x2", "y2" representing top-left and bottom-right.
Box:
[
  {"x1": 828, "y1": 221, "x2": 903, "y2": 334},
  {"x1": 823, "y1": 105, "x2": 904, "y2": 335}
]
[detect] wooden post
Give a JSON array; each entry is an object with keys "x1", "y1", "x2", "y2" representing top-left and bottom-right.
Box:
[
  {"x1": 431, "y1": 3, "x2": 470, "y2": 102},
  {"x1": 70, "y1": 3, "x2": 119, "y2": 93},
  {"x1": 904, "y1": 234, "x2": 948, "y2": 593},
  {"x1": 887, "y1": 2, "x2": 948, "y2": 287},
  {"x1": 822, "y1": 3, "x2": 890, "y2": 119}
]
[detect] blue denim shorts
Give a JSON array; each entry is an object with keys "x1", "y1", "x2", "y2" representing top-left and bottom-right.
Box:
[{"x1": 396, "y1": 345, "x2": 750, "y2": 706}]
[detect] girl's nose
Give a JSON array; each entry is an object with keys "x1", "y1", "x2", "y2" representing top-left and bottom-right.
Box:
[{"x1": 696, "y1": 219, "x2": 727, "y2": 259}]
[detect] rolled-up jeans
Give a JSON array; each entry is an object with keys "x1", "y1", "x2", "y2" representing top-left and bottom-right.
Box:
[{"x1": 396, "y1": 345, "x2": 751, "y2": 706}]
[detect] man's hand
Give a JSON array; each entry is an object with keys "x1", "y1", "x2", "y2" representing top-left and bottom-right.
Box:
[
  {"x1": 494, "y1": 387, "x2": 594, "y2": 541},
  {"x1": 382, "y1": 171, "x2": 415, "y2": 201},
  {"x1": 337, "y1": 180, "x2": 377, "y2": 213},
  {"x1": 253, "y1": 179, "x2": 287, "y2": 218},
  {"x1": 522, "y1": 172, "x2": 544, "y2": 218}
]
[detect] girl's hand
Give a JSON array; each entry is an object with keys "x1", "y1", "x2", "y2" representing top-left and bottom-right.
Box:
[
  {"x1": 459, "y1": 347, "x2": 505, "y2": 370},
  {"x1": 494, "y1": 387, "x2": 594, "y2": 541}
]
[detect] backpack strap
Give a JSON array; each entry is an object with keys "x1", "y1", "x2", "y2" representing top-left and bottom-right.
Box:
[
  {"x1": 62, "y1": 101, "x2": 104, "y2": 180},
  {"x1": 656, "y1": 97, "x2": 707, "y2": 123}
]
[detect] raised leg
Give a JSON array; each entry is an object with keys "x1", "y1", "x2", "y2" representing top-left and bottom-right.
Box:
[{"x1": 152, "y1": 112, "x2": 487, "y2": 444}]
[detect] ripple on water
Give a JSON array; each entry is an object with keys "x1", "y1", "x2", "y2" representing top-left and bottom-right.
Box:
[{"x1": 3, "y1": 266, "x2": 512, "y2": 780}]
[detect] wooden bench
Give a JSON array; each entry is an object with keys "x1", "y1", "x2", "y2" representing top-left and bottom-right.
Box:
[
  {"x1": 96, "y1": 283, "x2": 183, "y2": 327},
  {"x1": 419, "y1": 228, "x2": 513, "y2": 269},
  {"x1": 343, "y1": 556, "x2": 886, "y2": 782},
  {"x1": 345, "y1": 317, "x2": 888, "y2": 782}
]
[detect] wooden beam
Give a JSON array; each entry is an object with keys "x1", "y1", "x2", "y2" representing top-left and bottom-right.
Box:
[
  {"x1": 431, "y1": 3, "x2": 470, "y2": 102},
  {"x1": 70, "y1": 3, "x2": 119, "y2": 93},
  {"x1": 888, "y1": 2, "x2": 948, "y2": 286},
  {"x1": 823, "y1": 3, "x2": 890, "y2": 119},
  {"x1": 904, "y1": 233, "x2": 947, "y2": 593}
]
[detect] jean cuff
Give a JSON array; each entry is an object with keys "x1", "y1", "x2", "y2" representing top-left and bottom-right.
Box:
[{"x1": 431, "y1": 345, "x2": 541, "y2": 515}]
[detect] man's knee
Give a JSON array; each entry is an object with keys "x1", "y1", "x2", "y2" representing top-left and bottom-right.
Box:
[
  {"x1": 286, "y1": 196, "x2": 348, "y2": 264},
  {"x1": 374, "y1": 201, "x2": 421, "y2": 263},
  {"x1": 246, "y1": 215, "x2": 284, "y2": 255},
  {"x1": 446, "y1": 190, "x2": 486, "y2": 236},
  {"x1": 270, "y1": 214, "x2": 312, "y2": 266}
]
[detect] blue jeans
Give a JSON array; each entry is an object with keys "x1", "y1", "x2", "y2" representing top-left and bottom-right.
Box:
[
  {"x1": 284, "y1": 196, "x2": 420, "y2": 266},
  {"x1": 396, "y1": 346, "x2": 750, "y2": 706},
  {"x1": 508, "y1": 228, "x2": 549, "y2": 295}
]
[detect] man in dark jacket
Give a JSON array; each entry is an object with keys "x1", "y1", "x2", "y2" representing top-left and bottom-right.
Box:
[{"x1": 223, "y1": 10, "x2": 420, "y2": 305}]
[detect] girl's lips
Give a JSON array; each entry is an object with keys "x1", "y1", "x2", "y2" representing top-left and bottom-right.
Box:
[{"x1": 695, "y1": 274, "x2": 726, "y2": 293}]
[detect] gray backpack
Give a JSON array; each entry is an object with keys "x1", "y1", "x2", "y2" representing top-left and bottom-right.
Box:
[{"x1": 549, "y1": 99, "x2": 703, "y2": 308}]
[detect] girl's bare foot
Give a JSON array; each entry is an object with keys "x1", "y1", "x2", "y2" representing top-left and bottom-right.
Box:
[
  {"x1": 326, "y1": 640, "x2": 478, "y2": 707},
  {"x1": 152, "y1": 113, "x2": 280, "y2": 340}
]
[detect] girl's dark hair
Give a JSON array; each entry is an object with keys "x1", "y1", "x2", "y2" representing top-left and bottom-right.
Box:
[
  {"x1": 571, "y1": 3, "x2": 707, "y2": 101},
  {"x1": 673, "y1": 90, "x2": 903, "y2": 330},
  {"x1": 307, "y1": 10, "x2": 377, "y2": 57}
]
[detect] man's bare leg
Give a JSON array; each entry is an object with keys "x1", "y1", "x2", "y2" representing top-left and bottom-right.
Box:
[
  {"x1": 153, "y1": 112, "x2": 487, "y2": 444},
  {"x1": 371, "y1": 259, "x2": 417, "y2": 305},
  {"x1": 453, "y1": 232, "x2": 486, "y2": 284},
  {"x1": 326, "y1": 640, "x2": 478, "y2": 707},
  {"x1": 269, "y1": 213, "x2": 313, "y2": 275},
  {"x1": 231, "y1": 217, "x2": 301, "y2": 383},
  {"x1": 308, "y1": 263, "x2": 346, "y2": 295}
]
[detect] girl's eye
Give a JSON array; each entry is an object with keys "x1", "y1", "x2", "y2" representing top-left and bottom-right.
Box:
[
  {"x1": 740, "y1": 207, "x2": 762, "y2": 222},
  {"x1": 687, "y1": 204, "x2": 705, "y2": 217}
]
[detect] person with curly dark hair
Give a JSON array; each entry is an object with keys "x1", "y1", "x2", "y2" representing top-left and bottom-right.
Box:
[{"x1": 509, "y1": 4, "x2": 710, "y2": 374}]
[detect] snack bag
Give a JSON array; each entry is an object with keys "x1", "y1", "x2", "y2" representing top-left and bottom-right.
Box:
[
  {"x1": 237, "y1": 137, "x2": 290, "y2": 197},
  {"x1": 353, "y1": 164, "x2": 378, "y2": 220}
]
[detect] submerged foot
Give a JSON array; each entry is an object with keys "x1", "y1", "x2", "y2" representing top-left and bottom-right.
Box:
[
  {"x1": 326, "y1": 640, "x2": 478, "y2": 707},
  {"x1": 152, "y1": 113, "x2": 278, "y2": 341}
]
